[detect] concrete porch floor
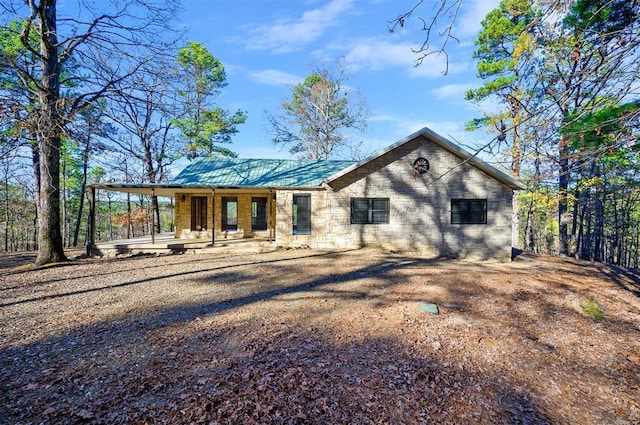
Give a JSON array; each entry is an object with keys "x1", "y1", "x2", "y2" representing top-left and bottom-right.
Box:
[{"x1": 92, "y1": 232, "x2": 277, "y2": 257}]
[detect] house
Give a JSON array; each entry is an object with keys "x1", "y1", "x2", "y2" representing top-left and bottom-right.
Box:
[{"x1": 89, "y1": 127, "x2": 526, "y2": 260}]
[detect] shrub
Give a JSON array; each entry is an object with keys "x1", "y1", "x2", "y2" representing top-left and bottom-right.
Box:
[{"x1": 580, "y1": 299, "x2": 604, "y2": 320}]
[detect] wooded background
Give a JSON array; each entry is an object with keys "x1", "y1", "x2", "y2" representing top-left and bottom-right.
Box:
[{"x1": 1, "y1": 0, "x2": 639, "y2": 267}]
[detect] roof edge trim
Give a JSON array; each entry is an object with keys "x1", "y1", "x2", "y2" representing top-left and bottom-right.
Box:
[{"x1": 324, "y1": 127, "x2": 527, "y2": 190}]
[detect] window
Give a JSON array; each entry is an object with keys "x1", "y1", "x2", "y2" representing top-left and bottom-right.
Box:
[
  {"x1": 191, "y1": 196, "x2": 208, "y2": 231},
  {"x1": 252, "y1": 197, "x2": 267, "y2": 231},
  {"x1": 292, "y1": 194, "x2": 311, "y2": 235},
  {"x1": 451, "y1": 199, "x2": 487, "y2": 224},
  {"x1": 222, "y1": 197, "x2": 238, "y2": 231},
  {"x1": 351, "y1": 198, "x2": 390, "y2": 224}
]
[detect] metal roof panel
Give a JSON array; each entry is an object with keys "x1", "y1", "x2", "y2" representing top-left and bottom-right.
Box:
[{"x1": 171, "y1": 158, "x2": 357, "y2": 188}]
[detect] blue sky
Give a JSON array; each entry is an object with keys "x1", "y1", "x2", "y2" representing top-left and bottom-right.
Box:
[{"x1": 177, "y1": 0, "x2": 501, "y2": 161}]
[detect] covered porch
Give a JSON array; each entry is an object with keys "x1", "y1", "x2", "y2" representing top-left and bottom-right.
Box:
[{"x1": 85, "y1": 183, "x2": 277, "y2": 256}]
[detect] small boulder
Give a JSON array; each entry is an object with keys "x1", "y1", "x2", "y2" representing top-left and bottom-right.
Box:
[{"x1": 419, "y1": 302, "x2": 439, "y2": 315}]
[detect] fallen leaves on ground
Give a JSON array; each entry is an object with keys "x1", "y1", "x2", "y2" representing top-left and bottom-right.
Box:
[{"x1": 1, "y1": 249, "x2": 639, "y2": 424}]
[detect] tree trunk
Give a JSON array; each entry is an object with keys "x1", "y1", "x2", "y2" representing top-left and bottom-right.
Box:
[
  {"x1": 633, "y1": 227, "x2": 640, "y2": 268},
  {"x1": 30, "y1": 141, "x2": 40, "y2": 249},
  {"x1": 584, "y1": 206, "x2": 593, "y2": 260},
  {"x1": 73, "y1": 134, "x2": 91, "y2": 246},
  {"x1": 153, "y1": 195, "x2": 160, "y2": 233},
  {"x1": 558, "y1": 135, "x2": 570, "y2": 256},
  {"x1": 4, "y1": 170, "x2": 9, "y2": 252},
  {"x1": 611, "y1": 197, "x2": 620, "y2": 265},
  {"x1": 511, "y1": 133, "x2": 521, "y2": 250},
  {"x1": 524, "y1": 201, "x2": 534, "y2": 252},
  {"x1": 143, "y1": 137, "x2": 161, "y2": 234},
  {"x1": 35, "y1": 1, "x2": 67, "y2": 265},
  {"x1": 108, "y1": 195, "x2": 114, "y2": 240},
  {"x1": 593, "y1": 188, "x2": 604, "y2": 263},
  {"x1": 61, "y1": 158, "x2": 67, "y2": 247},
  {"x1": 578, "y1": 192, "x2": 590, "y2": 260}
]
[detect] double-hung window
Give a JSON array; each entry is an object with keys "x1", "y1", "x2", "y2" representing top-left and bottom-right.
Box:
[
  {"x1": 451, "y1": 199, "x2": 487, "y2": 224},
  {"x1": 351, "y1": 198, "x2": 390, "y2": 224}
]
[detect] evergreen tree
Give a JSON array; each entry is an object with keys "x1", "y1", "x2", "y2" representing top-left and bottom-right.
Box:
[{"x1": 174, "y1": 41, "x2": 247, "y2": 160}]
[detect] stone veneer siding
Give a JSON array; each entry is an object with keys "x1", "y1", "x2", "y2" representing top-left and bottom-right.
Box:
[
  {"x1": 175, "y1": 191, "x2": 275, "y2": 240},
  {"x1": 275, "y1": 135, "x2": 514, "y2": 260}
]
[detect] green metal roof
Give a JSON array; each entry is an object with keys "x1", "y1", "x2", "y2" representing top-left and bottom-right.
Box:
[{"x1": 171, "y1": 158, "x2": 357, "y2": 188}]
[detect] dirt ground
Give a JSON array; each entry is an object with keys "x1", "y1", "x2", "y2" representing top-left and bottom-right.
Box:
[{"x1": 1, "y1": 247, "x2": 639, "y2": 424}]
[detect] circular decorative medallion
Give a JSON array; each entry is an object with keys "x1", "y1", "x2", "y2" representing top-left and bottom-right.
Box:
[{"x1": 413, "y1": 157, "x2": 430, "y2": 175}]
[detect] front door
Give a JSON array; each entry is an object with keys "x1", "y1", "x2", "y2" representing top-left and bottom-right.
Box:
[
  {"x1": 222, "y1": 197, "x2": 238, "y2": 231},
  {"x1": 191, "y1": 196, "x2": 208, "y2": 231},
  {"x1": 252, "y1": 197, "x2": 267, "y2": 231}
]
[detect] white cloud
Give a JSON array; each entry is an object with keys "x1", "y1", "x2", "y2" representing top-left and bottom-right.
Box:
[
  {"x1": 430, "y1": 82, "x2": 477, "y2": 100},
  {"x1": 372, "y1": 114, "x2": 471, "y2": 144},
  {"x1": 359, "y1": 115, "x2": 493, "y2": 157},
  {"x1": 340, "y1": 36, "x2": 469, "y2": 78},
  {"x1": 455, "y1": 0, "x2": 501, "y2": 39},
  {"x1": 424, "y1": 120, "x2": 468, "y2": 139},
  {"x1": 368, "y1": 113, "x2": 397, "y2": 123},
  {"x1": 245, "y1": 0, "x2": 356, "y2": 53},
  {"x1": 344, "y1": 38, "x2": 416, "y2": 70},
  {"x1": 247, "y1": 69, "x2": 302, "y2": 86}
]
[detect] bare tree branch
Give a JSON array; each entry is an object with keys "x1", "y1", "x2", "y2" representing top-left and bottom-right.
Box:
[{"x1": 388, "y1": 0, "x2": 463, "y2": 74}]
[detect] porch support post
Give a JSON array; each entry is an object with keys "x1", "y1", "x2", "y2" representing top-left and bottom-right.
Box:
[
  {"x1": 87, "y1": 186, "x2": 96, "y2": 255},
  {"x1": 211, "y1": 188, "x2": 215, "y2": 245},
  {"x1": 126, "y1": 192, "x2": 131, "y2": 239},
  {"x1": 268, "y1": 189, "x2": 273, "y2": 242},
  {"x1": 151, "y1": 187, "x2": 155, "y2": 244}
]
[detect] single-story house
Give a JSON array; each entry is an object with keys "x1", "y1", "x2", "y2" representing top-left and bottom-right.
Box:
[{"x1": 89, "y1": 127, "x2": 526, "y2": 260}]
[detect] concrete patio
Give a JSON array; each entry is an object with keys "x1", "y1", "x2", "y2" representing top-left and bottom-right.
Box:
[{"x1": 91, "y1": 232, "x2": 277, "y2": 257}]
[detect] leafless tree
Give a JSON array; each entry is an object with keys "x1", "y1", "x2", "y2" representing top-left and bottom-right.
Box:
[
  {"x1": 268, "y1": 59, "x2": 368, "y2": 160},
  {"x1": 104, "y1": 60, "x2": 182, "y2": 234},
  {"x1": 1, "y1": 0, "x2": 181, "y2": 264}
]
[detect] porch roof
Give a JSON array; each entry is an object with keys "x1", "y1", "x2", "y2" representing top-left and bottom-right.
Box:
[{"x1": 88, "y1": 158, "x2": 357, "y2": 196}]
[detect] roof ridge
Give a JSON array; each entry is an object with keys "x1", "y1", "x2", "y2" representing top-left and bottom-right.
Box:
[{"x1": 325, "y1": 127, "x2": 526, "y2": 190}]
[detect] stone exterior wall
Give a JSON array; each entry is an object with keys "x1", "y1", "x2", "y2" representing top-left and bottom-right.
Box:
[
  {"x1": 275, "y1": 135, "x2": 514, "y2": 260},
  {"x1": 274, "y1": 190, "x2": 333, "y2": 248},
  {"x1": 175, "y1": 193, "x2": 214, "y2": 239},
  {"x1": 175, "y1": 191, "x2": 275, "y2": 240}
]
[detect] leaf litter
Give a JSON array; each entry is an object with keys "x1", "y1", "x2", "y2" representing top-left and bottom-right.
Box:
[{"x1": 0, "y1": 248, "x2": 639, "y2": 424}]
